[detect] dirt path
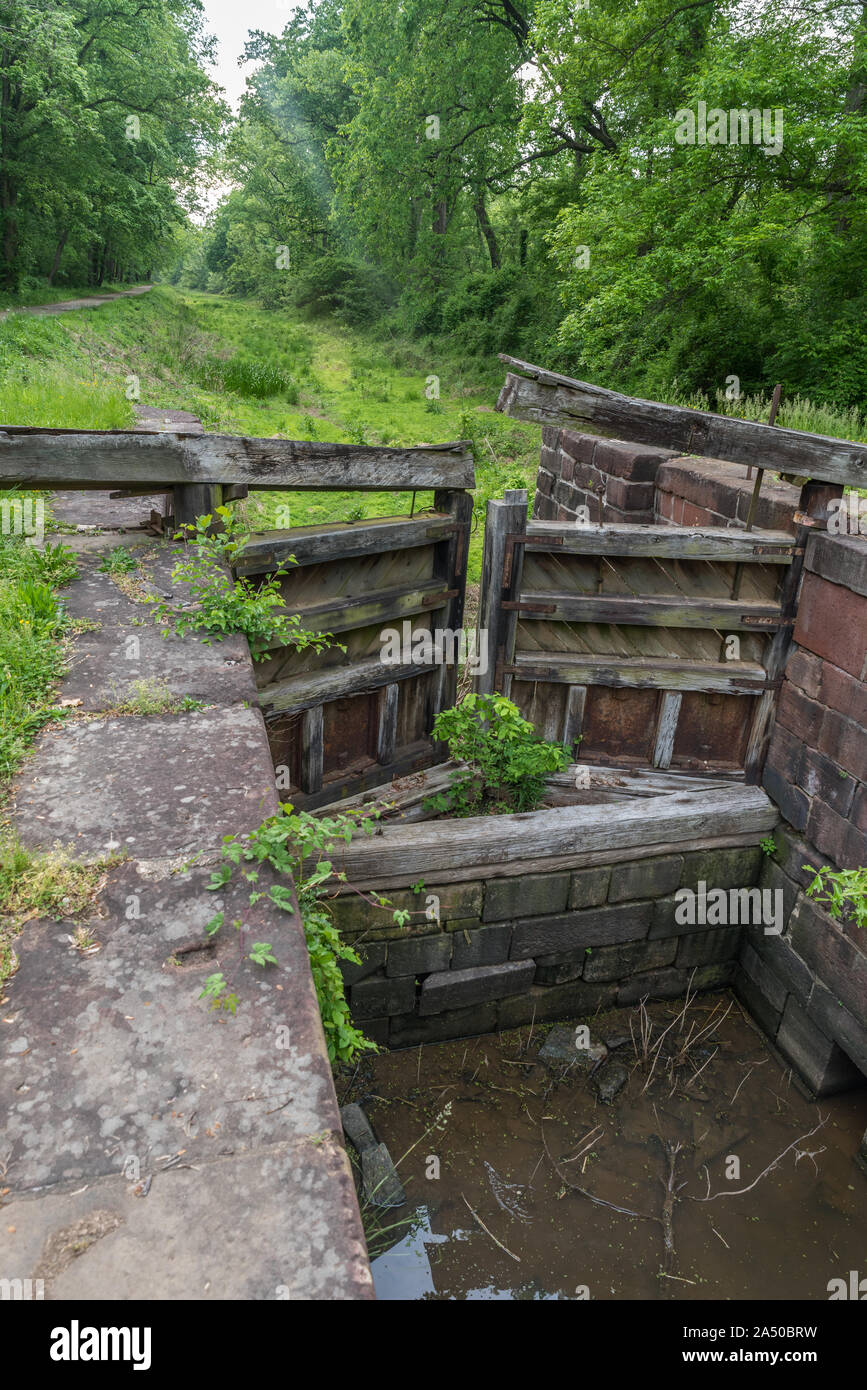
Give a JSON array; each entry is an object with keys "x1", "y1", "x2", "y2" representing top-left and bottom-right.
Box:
[{"x1": 0, "y1": 283, "x2": 152, "y2": 320}]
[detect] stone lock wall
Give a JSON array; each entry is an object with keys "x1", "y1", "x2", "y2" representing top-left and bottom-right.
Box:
[
  {"x1": 742, "y1": 531, "x2": 867, "y2": 1097},
  {"x1": 534, "y1": 422, "x2": 801, "y2": 533},
  {"x1": 335, "y1": 846, "x2": 762, "y2": 1050},
  {"x1": 532, "y1": 427, "x2": 867, "y2": 1102}
]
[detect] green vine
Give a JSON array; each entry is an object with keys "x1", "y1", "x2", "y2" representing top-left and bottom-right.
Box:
[
  {"x1": 201, "y1": 804, "x2": 408, "y2": 1063},
  {"x1": 149, "y1": 507, "x2": 340, "y2": 659}
]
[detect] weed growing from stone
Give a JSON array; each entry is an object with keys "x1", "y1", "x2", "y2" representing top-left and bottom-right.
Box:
[
  {"x1": 107, "y1": 678, "x2": 205, "y2": 716},
  {"x1": 804, "y1": 864, "x2": 867, "y2": 929},
  {"x1": 0, "y1": 836, "x2": 117, "y2": 988},
  {"x1": 425, "y1": 693, "x2": 570, "y2": 817},
  {"x1": 201, "y1": 804, "x2": 409, "y2": 1062},
  {"x1": 150, "y1": 507, "x2": 341, "y2": 659}
]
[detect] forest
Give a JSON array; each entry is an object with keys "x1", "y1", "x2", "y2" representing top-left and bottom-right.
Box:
[{"x1": 1, "y1": 0, "x2": 866, "y2": 410}]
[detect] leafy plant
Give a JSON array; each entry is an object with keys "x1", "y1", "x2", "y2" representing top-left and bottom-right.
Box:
[
  {"x1": 426, "y1": 693, "x2": 571, "y2": 817},
  {"x1": 98, "y1": 546, "x2": 139, "y2": 576},
  {"x1": 760, "y1": 837, "x2": 777, "y2": 856},
  {"x1": 201, "y1": 804, "x2": 404, "y2": 1062},
  {"x1": 804, "y1": 865, "x2": 867, "y2": 930},
  {"x1": 149, "y1": 507, "x2": 341, "y2": 660}
]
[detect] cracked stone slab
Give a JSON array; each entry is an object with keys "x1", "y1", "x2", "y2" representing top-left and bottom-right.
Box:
[
  {"x1": 3, "y1": 862, "x2": 335, "y2": 1186},
  {"x1": 13, "y1": 705, "x2": 279, "y2": 862},
  {"x1": 2, "y1": 1142, "x2": 371, "y2": 1300},
  {"x1": 0, "y1": 861, "x2": 374, "y2": 1299},
  {"x1": 58, "y1": 548, "x2": 259, "y2": 710}
]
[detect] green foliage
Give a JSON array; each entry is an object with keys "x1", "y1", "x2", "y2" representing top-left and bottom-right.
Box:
[
  {"x1": 149, "y1": 507, "x2": 340, "y2": 659},
  {"x1": 760, "y1": 837, "x2": 778, "y2": 857},
  {"x1": 201, "y1": 804, "x2": 405, "y2": 1063},
  {"x1": 427, "y1": 693, "x2": 571, "y2": 816},
  {"x1": 804, "y1": 865, "x2": 867, "y2": 930},
  {"x1": 0, "y1": 531, "x2": 77, "y2": 783},
  {"x1": 98, "y1": 546, "x2": 139, "y2": 576}
]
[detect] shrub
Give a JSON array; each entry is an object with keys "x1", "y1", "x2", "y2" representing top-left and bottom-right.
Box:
[{"x1": 426, "y1": 693, "x2": 571, "y2": 816}]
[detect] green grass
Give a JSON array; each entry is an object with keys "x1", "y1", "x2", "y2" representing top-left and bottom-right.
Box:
[
  {"x1": 3, "y1": 283, "x2": 867, "y2": 581},
  {"x1": 0, "y1": 532, "x2": 78, "y2": 786},
  {"x1": 0, "y1": 834, "x2": 117, "y2": 987},
  {"x1": 0, "y1": 285, "x2": 541, "y2": 581}
]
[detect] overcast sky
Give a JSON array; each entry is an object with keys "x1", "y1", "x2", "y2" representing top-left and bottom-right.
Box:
[{"x1": 200, "y1": 0, "x2": 299, "y2": 109}]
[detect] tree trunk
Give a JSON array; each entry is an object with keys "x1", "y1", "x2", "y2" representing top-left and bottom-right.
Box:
[
  {"x1": 47, "y1": 229, "x2": 70, "y2": 286},
  {"x1": 474, "y1": 196, "x2": 501, "y2": 269},
  {"x1": 1, "y1": 177, "x2": 18, "y2": 292},
  {"x1": 519, "y1": 228, "x2": 528, "y2": 266}
]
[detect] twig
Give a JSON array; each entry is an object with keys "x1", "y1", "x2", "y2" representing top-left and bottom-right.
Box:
[
  {"x1": 693, "y1": 1116, "x2": 828, "y2": 1201},
  {"x1": 462, "y1": 1194, "x2": 521, "y2": 1262},
  {"x1": 729, "y1": 1064, "x2": 755, "y2": 1106},
  {"x1": 541, "y1": 1122, "x2": 655, "y2": 1221}
]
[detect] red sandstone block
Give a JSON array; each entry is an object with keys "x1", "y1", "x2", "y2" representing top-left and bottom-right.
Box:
[
  {"x1": 559, "y1": 431, "x2": 597, "y2": 466},
  {"x1": 798, "y1": 745, "x2": 856, "y2": 816},
  {"x1": 602, "y1": 503, "x2": 655, "y2": 524},
  {"x1": 542, "y1": 425, "x2": 560, "y2": 449},
  {"x1": 818, "y1": 660, "x2": 867, "y2": 727},
  {"x1": 777, "y1": 681, "x2": 824, "y2": 747},
  {"x1": 605, "y1": 477, "x2": 656, "y2": 511},
  {"x1": 537, "y1": 469, "x2": 554, "y2": 499},
  {"x1": 786, "y1": 649, "x2": 824, "y2": 700},
  {"x1": 570, "y1": 459, "x2": 606, "y2": 493},
  {"x1": 540, "y1": 445, "x2": 559, "y2": 473},
  {"x1": 682, "y1": 501, "x2": 713, "y2": 526},
  {"x1": 794, "y1": 574, "x2": 867, "y2": 678},
  {"x1": 592, "y1": 438, "x2": 673, "y2": 482},
  {"x1": 807, "y1": 798, "x2": 867, "y2": 870},
  {"x1": 852, "y1": 783, "x2": 867, "y2": 833},
  {"x1": 676, "y1": 470, "x2": 739, "y2": 519},
  {"x1": 818, "y1": 706, "x2": 867, "y2": 783}
]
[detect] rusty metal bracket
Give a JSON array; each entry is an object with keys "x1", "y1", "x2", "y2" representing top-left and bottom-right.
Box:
[
  {"x1": 502, "y1": 531, "x2": 563, "y2": 589},
  {"x1": 422, "y1": 588, "x2": 459, "y2": 607},
  {"x1": 741, "y1": 614, "x2": 794, "y2": 627}
]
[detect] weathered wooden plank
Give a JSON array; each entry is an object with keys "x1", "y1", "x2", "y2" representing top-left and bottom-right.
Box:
[
  {"x1": 562, "y1": 685, "x2": 587, "y2": 748},
  {"x1": 652, "y1": 692, "x2": 682, "y2": 769},
  {"x1": 253, "y1": 582, "x2": 453, "y2": 652},
  {"x1": 0, "y1": 427, "x2": 475, "y2": 491},
  {"x1": 331, "y1": 831, "x2": 763, "y2": 893},
  {"x1": 376, "y1": 683, "x2": 399, "y2": 765},
  {"x1": 510, "y1": 653, "x2": 769, "y2": 694},
  {"x1": 235, "y1": 514, "x2": 455, "y2": 575},
  {"x1": 313, "y1": 758, "x2": 741, "y2": 820},
  {"x1": 524, "y1": 520, "x2": 796, "y2": 563},
  {"x1": 498, "y1": 357, "x2": 867, "y2": 490},
  {"x1": 429, "y1": 488, "x2": 474, "y2": 722},
  {"x1": 291, "y1": 740, "x2": 439, "y2": 813},
  {"x1": 173, "y1": 483, "x2": 221, "y2": 532},
  {"x1": 301, "y1": 705, "x2": 324, "y2": 795},
  {"x1": 260, "y1": 656, "x2": 435, "y2": 715},
  {"x1": 511, "y1": 591, "x2": 786, "y2": 630},
  {"x1": 311, "y1": 785, "x2": 777, "y2": 881},
  {"x1": 476, "y1": 489, "x2": 527, "y2": 697}
]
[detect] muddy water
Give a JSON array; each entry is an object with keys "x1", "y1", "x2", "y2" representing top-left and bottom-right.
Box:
[{"x1": 340, "y1": 994, "x2": 867, "y2": 1301}]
